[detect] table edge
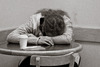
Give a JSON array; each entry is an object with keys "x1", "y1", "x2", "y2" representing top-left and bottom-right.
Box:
[{"x1": 0, "y1": 42, "x2": 82, "y2": 56}]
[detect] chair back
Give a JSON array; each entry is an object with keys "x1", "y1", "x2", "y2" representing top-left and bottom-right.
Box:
[{"x1": 30, "y1": 52, "x2": 75, "y2": 67}]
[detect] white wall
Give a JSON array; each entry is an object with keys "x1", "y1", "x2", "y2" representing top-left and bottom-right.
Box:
[{"x1": 0, "y1": 0, "x2": 100, "y2": 30}]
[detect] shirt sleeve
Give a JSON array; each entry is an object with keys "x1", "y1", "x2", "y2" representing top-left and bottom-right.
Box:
[
  {"x1": 7, "y1": 16, "x2": 36, "y2": 43},
  {"x1": 63, "y1": 15, "x2": 73, "y2": 43}
]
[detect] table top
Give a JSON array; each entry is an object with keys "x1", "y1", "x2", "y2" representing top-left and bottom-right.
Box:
[{"x1": 0, "y1": 41, "x2": 82, "y2": 56}]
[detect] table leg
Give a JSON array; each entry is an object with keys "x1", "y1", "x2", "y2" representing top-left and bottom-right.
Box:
[
  {"x1": 36, "y1": 56, "x2": 40, "y2": 67},
  {"x1": 69, "y1": 54, "x2": 75, "y2": 67}
]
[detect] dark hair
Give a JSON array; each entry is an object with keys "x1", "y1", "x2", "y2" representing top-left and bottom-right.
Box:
[
  {"x1": 40, "y1": 15, "x2": 65, "y2": 36},
  {"x1": 36, "y1": 9, "x2": 70, "y2": 36},
  {"x1": 36, "y1": 8, "x2": 54, "y2": 17},
  {"x1": 36, "y1": 8, "x2": 70, "y2": 18},
  {"x1": 55, "y1": 9, "x2": 70, "y2": 18}
]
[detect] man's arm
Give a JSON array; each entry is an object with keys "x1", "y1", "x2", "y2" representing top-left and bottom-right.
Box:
[
  {"x1": 51, "y1": 16, "x2": 73, "y2": 44},
  {"x1": 7, "y1": 17, "x2": 38, "y2": 44},
  {"x1": 7, "y1": 13, "x2": 53, "y2": 45}
]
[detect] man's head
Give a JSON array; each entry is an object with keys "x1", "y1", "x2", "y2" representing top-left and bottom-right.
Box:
[
  {"x1": 39, "y1": 14, "x2": 65, "y2": 36},
  {"x1": 36, "y1": 8, "x2": 70, "y2": 18},
  {"x1": 55, "y1": 9, "x2": 70, "y2": 18},
  {"x1": 36, "y1": 9, "x2": 70, "y2": 36},
  {"x1": 36, "y1": 8, "x2": 54, "y2": 17}
]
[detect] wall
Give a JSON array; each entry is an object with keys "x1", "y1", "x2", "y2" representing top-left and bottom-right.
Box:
[
  {"x1": 0, "y1": 0, "x2": 100, "y2": 30},
  {"x1": 0, "y1": 0, "x2": 100, "y2": 67}
]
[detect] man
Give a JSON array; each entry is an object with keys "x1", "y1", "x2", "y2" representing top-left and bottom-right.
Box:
[{"x1": 7, "y1": 9, "x2": 80, "y2": 67}]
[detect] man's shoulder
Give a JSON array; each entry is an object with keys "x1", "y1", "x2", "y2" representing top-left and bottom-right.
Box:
[
  {"x1": 29, "y1": 13, "x2": 43, "y2": 29},
  {"x1": 30, "y1": 13, "x2": 42, "y2": 19}
]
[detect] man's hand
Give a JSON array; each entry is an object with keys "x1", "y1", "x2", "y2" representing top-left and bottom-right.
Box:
[{"x1": 38, "y1": 36, "x2": 54, "y2": 46}]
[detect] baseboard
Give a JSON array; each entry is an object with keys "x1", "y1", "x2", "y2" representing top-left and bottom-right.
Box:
[
  {"x1": 73, "y1": 27, "x2": 100, "y2": 42},
  {"x1": 0, "y1": 28, "x2": 15, "y2": 43},
  {"x1": 0, "y1": 27, "x2": 100, "y2": 42}
]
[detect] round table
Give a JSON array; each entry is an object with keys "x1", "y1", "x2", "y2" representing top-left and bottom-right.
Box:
[{"x1": 0, "y1": 41, "x2": 82, "y2": 56}]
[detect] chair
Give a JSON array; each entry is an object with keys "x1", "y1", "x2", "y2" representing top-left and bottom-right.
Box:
[
  {"x1": 18, "y1": 43, "x2": 82, "y2": 67},
  {"x1": 30, "y1": 52, "x2": 75, "y2": 67}
]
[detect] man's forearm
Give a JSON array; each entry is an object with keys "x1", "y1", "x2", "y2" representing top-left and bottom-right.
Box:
[
  {"x1": 7, "y1": 34, "x2": 38, "y2": 45},
  {"x1": 27, "y1": 37, "x2": 38, "y2": 45},
  {"x1": 51, "y1": 35, "x2": 72, "y2": 44},
  {"x1": 7, "y1": 34, "x2": 20, "y2": 43}
]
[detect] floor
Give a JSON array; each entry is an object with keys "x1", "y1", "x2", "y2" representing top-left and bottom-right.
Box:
[{"x1": 78, "y1": 41, "x2": 100, "y2": 67}]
